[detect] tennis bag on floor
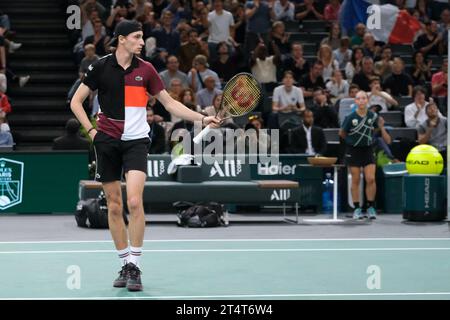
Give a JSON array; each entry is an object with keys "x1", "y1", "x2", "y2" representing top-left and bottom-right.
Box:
[
  {"x1": 76, "y1": 192, "x2": 128, "y2": 229},
  {"x1": 174, "y1": 201, "x2": 226, "y2": 228}
]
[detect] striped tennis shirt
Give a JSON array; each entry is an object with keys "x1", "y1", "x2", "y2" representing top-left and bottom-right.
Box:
[{"x1": 83, "y1": 53, "x2": 164, "y2": 141}]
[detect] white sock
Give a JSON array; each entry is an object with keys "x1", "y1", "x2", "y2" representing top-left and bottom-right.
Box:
[
  {"x1": 129, "y1": 246, "x2": 142, "y2": 267},
  {"x1": 117, "y1": 247, "x2": 130, "y2": 266}
]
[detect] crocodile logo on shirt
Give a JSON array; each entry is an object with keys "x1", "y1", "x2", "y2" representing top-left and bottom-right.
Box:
[{"x1": 135, "y1": 76, "x2": 143, "y2": 81}]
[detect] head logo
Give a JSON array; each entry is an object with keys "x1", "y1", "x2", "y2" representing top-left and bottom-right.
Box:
[{"x1": 0, "y1": 158, "x2": 24, "y2": 210}]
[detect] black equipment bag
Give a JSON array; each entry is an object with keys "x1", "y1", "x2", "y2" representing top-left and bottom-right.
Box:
[{"x1": 174, "y1": 201, "x2": 226, "y2": 228}]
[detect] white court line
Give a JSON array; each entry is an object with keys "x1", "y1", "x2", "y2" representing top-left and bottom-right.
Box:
[
  {"x1": 1, "y1": 247, "x2": 450, "y2": 254},
  {"x1": 3, "y1": 292, "x2": 450, "y2": 300},
  {"x1": 1, "y1": 238, "x2": 450, "y2": 244}
]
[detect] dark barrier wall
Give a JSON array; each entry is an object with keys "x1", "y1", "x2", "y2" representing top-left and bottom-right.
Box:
[{"x1": 0, "y1": 151, "x2": 89, "y2": 213}]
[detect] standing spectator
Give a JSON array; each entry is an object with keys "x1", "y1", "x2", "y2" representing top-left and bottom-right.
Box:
[
  {"x1": 324, "y1": 0, "x2": 341, "y2": 21},
  {"x1": 187, "y1": 54, "x2": 221, "y2": 92},
  {"x1": 438, "y1": 8, "x2": 449, "y2": 55},
  {"x1": 250, "y1": 41, "x2": 281, "y2": 85},
  {"x1": 413, "y1": 0, "x2": 433, "y2": 23},
  {"x1": 159, "y1": 55, "x2": 189, "y2": 89},
  {"x1": 152, "y1": 0, "x2": 169, "y2": 20},
  {"x1": 300, "y1": 60, "x2": 325, "y2": 98},
  {"x1": 84, "y1": 19, "x2": 108, "y2": 57},
  {"x1": 350, "y1": 23, "x2": 366, "y2": 47},
  {"x1": 52, "y1": 118, "x2": 90, "y2": 151},
  {"x1": 295, "y1": 0, "x2": 324, "y2": 21},
  {"x1": 270, "y1": 21, "x2": 291, "y2": 56},
  {"x1": 383, "y1": 57, "x2": 414, "y2": 97},
  {"x1": 195, "y1": 75, "x2": 223, "y2": 109},
  {"x1": 414, "y1": 20, "x2": 444, "y2": 57},
  {"x1": 204, "y1": 0, "x2": 235, "y2": 61},
  {"x1": 352, "y1": 56, "x2": 376, "y2": 92},
  {"x1": 244, "y1": 0, "x2": 275, "y2": 57},
  {"x1": 320, "y1": 22, "x2": 341, "y2": 50},
  {"x1": 191, "y1": 6, "x2": 209, "y2": 39},
  {"x1": 333, "y1": 37, "x2": 352, "y2": 70},
  {"x1": 326, "y1": 69, "x2": 349, "y2": 103},
  {"x1": 345, "y1": 46, "x2": 364, "y2": 82},
  {"x1": 178, "y1": 29, "x2": 208, "y2": 73},
  {"x1": 367, "y1": 77, "x2": 398, "y2": 112},
  {"x1": 147, "y1": 107, "x2": 166, "y2": 154},
  {"x1": 79, "y1": 44, "x2": 99, "y2": 79},
  {"x1": 339, "y1": 91, "x2": 390, "y2": 219},
  {"x1": 374, "y1": 45, "x2": 393, "y2": 81},
  {"x1": 317, "y1": 44, "x2": 339, "y2": 83},
  {"x1": 404, "y1": 86, "x2": 444, "y2": 128},
  {"x1": 286, "y1": 109, "x2": 327, "y2": 155},
  {"x1": 273, "y1": 0, "x2": 295, "y2": 22},
  {"x1": 232, "y1": 3, "x2": 247, "y2": 46},
  {"x1": 431, "y1": 58, "x2": 448, "y2": 97},
  {"x1": 282, "y1": 42, "x2": 310, "y2": 82},
  {"x1": 311, "y1": 87, "x2": 339, "y2": 128},
  {"x1": 151, "y1": 10, "x2": 180, "y2": 55},
  {"x1": 418, "y1": 102, "x2": 447, "y2": 162},
  {"x1": 211, "y1": 41, "x2": 239, "y2": 82}
]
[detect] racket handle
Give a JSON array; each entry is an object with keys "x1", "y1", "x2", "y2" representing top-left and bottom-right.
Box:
[{"x1": 193, "y1": 125, "x2": 212, "y2": 144}]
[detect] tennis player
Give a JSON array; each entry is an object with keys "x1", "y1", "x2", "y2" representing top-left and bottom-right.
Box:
[
  {"x1": 339, "y1": 91, "x2": 390, "y2": 220},
  {"x1": 70, "y1": 20, "x2": 219, "y2": 291}
]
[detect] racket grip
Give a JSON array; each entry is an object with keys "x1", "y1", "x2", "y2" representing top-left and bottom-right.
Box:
[{"x1": 193, "y1": 125, "x2": 212, "y2": 144}]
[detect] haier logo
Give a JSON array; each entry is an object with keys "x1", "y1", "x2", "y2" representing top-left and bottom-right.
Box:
[
  {"x1": 258, "y1": 163, "x2": 296, "y2": 176},
  {"x1": 210, "y1": 160, "x2": 242, "y2": 177},
  {"x1": 148, "y1": 160, "x2": 165, "y2": 177},
  {"x1": 270, "y1": 189, "x2": 291, "y2": 201}
]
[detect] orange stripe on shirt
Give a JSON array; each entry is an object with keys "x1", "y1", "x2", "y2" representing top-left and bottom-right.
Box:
[{"x1": 125, "y1": 86, "x2": 148, "y2": 107}]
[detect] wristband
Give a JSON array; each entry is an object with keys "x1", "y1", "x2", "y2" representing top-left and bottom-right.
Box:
[
  {"x1": 87, "y1": 127, "x2": 96, "y2": 134},
  {"x1": 201, "y1": 116, "x2": 206, "y2": 126}
]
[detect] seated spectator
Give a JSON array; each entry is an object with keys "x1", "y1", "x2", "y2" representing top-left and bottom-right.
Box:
[
  {"x1": 295, "y1": 0, "x2": 324, "y2": 22},
  {"x1": 250, "y1": 41, "x2": 281, "y2": 85},
  {"x1": 311, "y1": 87, "x2": 339, "y2": 128},
  {"x1": 374, "y1": 45, "x2": 393, "y2": 81},
  {"x1": 83, "y1": 18, "x2": 108, "y2": 57},
  {"x1": 409, "y1": 50, "x2": 432, "y2": 86},
  {"x1": 431, "y1": 58, "x2": 448, "y2": 97},
  {"x1": 79, "y1": 44, "x2": 99, "y2": 79},
  {"x1": 178, "y1": 29, "x2": 209, "y2": 73},
  {"x1": 333, "y1": 36, "x2": 352, "y2": 70},
  {"x1": 0, "y1": 115, "x2": 13, "y2": 146},
  {"x1": 362, "y1": 32, "x2": 381, "y2": 59},
  {"x1": 187, "y1": 54, "x2": 221, "y2": 92},
  {"x1": 286, "y1": 108, "x2": 327, "y2": 155},
  {"x1": 272, "y1": 71, "x2": 306, "y2": 114},
  {"x1": 324, "y1": 0, "x2": 341, "y2": 21},
  {"x1": 350, "y1": 23, "x2": 366, "y2": 47},
  {"x1": 270, "y1": 21, "x2": 291, "y2": 56},
  {"x1": 418, "y1": 102, "x2": 447, "y2": 161},
  {"x1": 211, "y1": 41, "x2": 239, "y2": 83},
  {"x1": 273, "y1": 0, "x2": 295, "y2": 22},
  {"x1": 348, "y1": 84, "x2": 360, "y2": 99},
  {"x1": 52, "y1": 118, "x2": 90, "y2": 151},
  {"x1": 236, "y1": 115, "x2": 270, "y2": 153},
  {"x1": 404, "y1": 86, "x2": 444, "y2": 128},
  {"x1": 196, "y1": 75, "x2": 223, "y2": 109},
  {"x1": 282, "y1": 42, "x2": 310, "y2": 82},
  {"x1": 0, "y1": 73, "x2": 6, "y2": 93},
  {"x1": 320, "y1": 22, "x2": 341, "y2": 50},
  {"x1": 179, "y1": 88, "x2": 200, "y2": 111},
  {"x1": 300, "y1": 60, "x2": 325, "y2": 98},
  {"x1": 317, "y1": 44, "x2": 339, "y2": 83},
  {"x1": 352, "y1": 56, "x2": 376, "y2": 92},
  {"x1": 345, "y1": 46, "x2": 364, "y2": 82},
  {"x1": 326, "y1": 69, "x2": 349, "y2": 104},
  {"x1": 159, "y1": 55, "x2": 189, "y2": 89},
  {"x1": 203, "y1": 93, "x2": 234, "y2": 126},
  {"x1": 413, "y1": 20, "x2": 444, "y2": 57},
  {"x1": 147, "y1": 107, "x2": 166, "y2": 154},
  {"x1": 0, "y1": 90, "x2": 11, "y2": 115},
  {"x1": 367, "y1": 77, "x2": 398, "y2": 112},
  {"x1": 383, "y1": 57, "x2": 414, "y2": 97}
]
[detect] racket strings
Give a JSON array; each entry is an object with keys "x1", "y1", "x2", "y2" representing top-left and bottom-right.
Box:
[{"x1": 223, "y1": 75, "x2": 262, "y2": 116}]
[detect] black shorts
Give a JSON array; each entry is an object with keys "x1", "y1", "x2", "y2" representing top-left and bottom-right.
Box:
[
  {"x1": 345, "y1": 145, "x2": 375, "y2": 167},
  {"x1": 93, "y1": 131, "x2": 151, "y2": 183}
]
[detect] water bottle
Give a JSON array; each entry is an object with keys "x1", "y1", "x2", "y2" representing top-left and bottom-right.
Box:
[{"x1": 322, "y1": 172, "x2": 333, "y2": 214}]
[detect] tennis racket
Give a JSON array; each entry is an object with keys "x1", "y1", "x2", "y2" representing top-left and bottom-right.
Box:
[{"x1": 193, "y1": 72, "x2": 262, "y2": 144}]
